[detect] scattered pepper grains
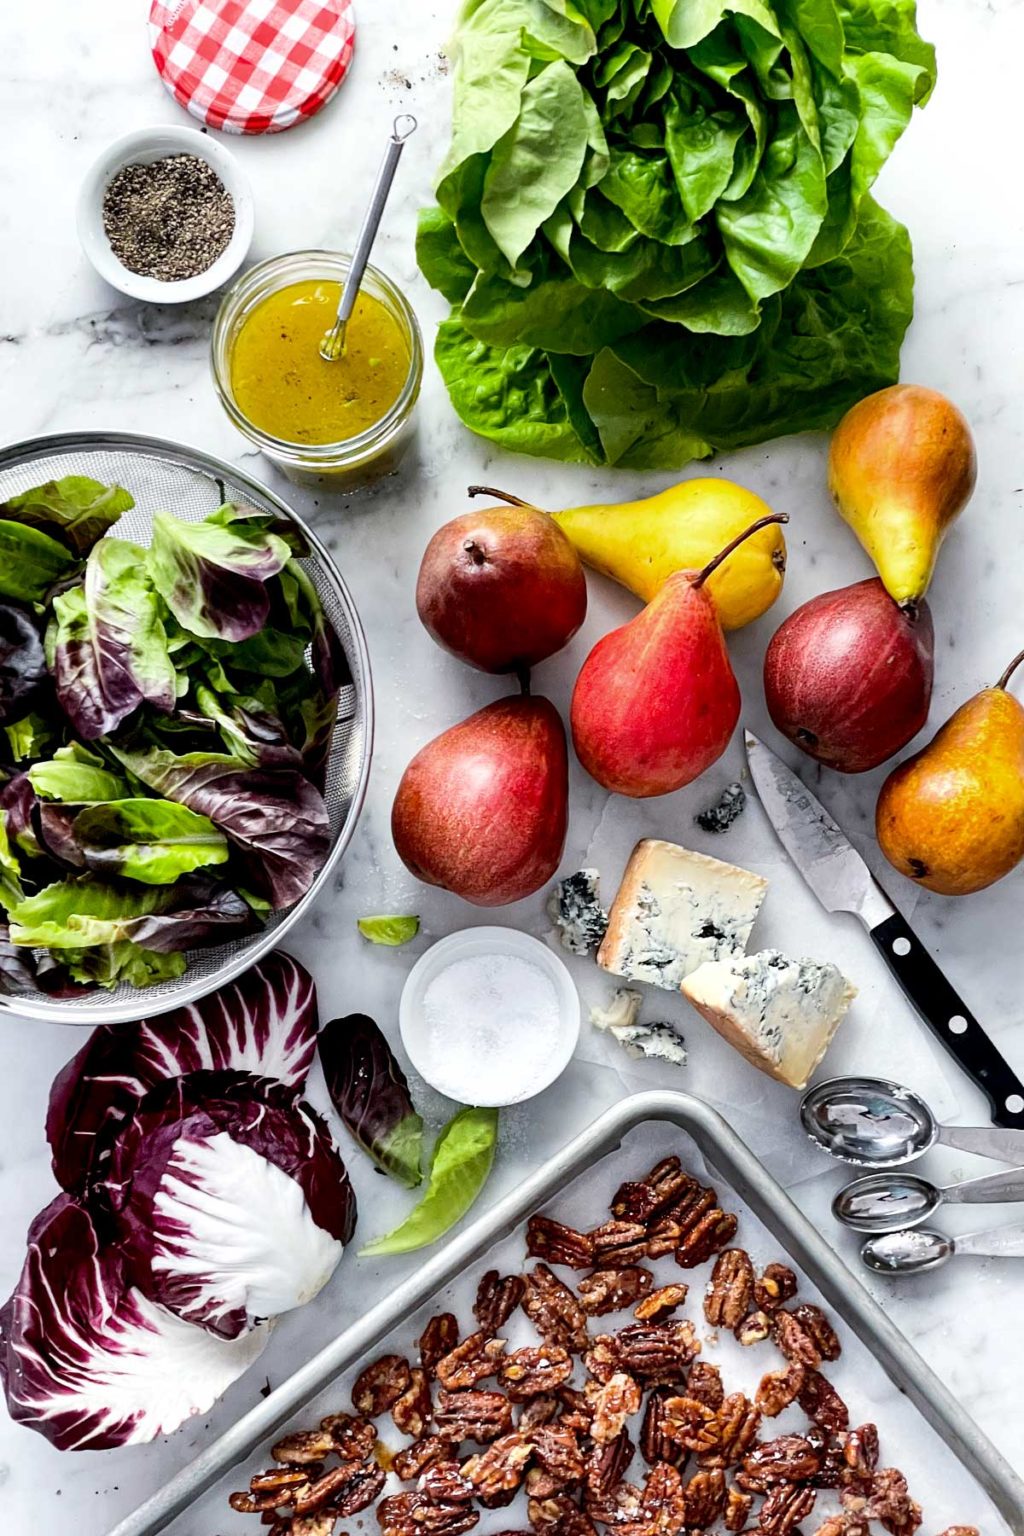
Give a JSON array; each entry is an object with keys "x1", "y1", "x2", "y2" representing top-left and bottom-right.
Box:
[{"x1": 101, "y1": 153, "x2": 235, "y2": 281}]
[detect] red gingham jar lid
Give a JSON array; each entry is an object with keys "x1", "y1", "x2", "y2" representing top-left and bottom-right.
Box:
[{"x1": 149, "y1": 0, "x2": 356, "y2": 135}]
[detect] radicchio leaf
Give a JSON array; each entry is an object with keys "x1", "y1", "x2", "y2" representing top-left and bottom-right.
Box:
[
  {"x1": 50, "y1": 538, "x2": 176, "y2": 740},
  {"x1": 46, "y1": 951, "x2": 319, "y2": 1192},
  {"x1": 0, "y1": 603, "x2": 47, "y2": 725},
  {"x1": 99, "y1": 1071, "x2": 357, "y2": 1338},
  {"x1": 147, "y1": 509, "x2": 292, "y2": 643},
  {"x1": 110, "y1": 746, "x2": 330, "y2": 908},
  {"x1": 0, "y1": 1194, "x2": 269, "y2": 1451},
  {"x1": 319, "y1": 1014, "x2": 423, "y2": 1189}
]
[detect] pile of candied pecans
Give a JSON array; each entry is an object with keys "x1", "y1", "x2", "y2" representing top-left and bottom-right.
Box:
[{"x1": 228, "y1": 1154, "x2": 981, "y2": 1536}]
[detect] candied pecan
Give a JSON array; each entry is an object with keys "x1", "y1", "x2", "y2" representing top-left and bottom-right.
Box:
[
  {"x1": 294, "y1": 1462, "x2": 376, "y2": 1516},
  {"x1": 755, "y1": 1263, "x2": 798, "y2": 1313},
  {"x1": 588, "y1": 1371, "x2": 642, "y2": 1444},
  {"x1": 687, "y1": 1360, "x2": 725, "y2": 1410},
  {"x1": 502, "y1": 1344, "x2": 573, "y2": 1400},
  {"x1": 756, "y1": 1366, "x2": 806, "y2": 1419},
  {"x1": 556, "y1": 1385, "x2": 594, "y2": 1437},
  {"x1": 527, "y1": 1216, "x2": 595, "y2": 1269},
  {"x1": 735, "y1": 1310, "x2": 772, "y2": 1347},
  {"x1": 583, "y1": 1429, "x2": 633, "y2": 1500},
  {"x1": 290, "y1": 1517, "x2": 337, "y2": 1536},
  {"x1": 682, "y1": 1467, "x2": 727, "y2": 1529},
  {"x1": 846, "y1": 1468, "x2": 922, "y2": 1536},
  {"x1": 738, "y1": 1434, "x2": 823, "y2": 1491},
  {"x1": 588, "y1": 1220, "x2": 650, "y2": 1268},
  {"x1": 250, "y1": 1466, "x2": 313, "y2": 1495},
  {"x1": 354, "y1": 1354, "x2": 411, "y2": 1416},
  {"x1": 320, "y1": 1411, "x2": 377, "y2": 1461},
  {"x1": 634, "y1": 1282, "x2": 688, "y2": 1322},
  {"x1": 529, "y1": 1424, "x2": 586, "y2": 1495},
  {"x1": 333, "y1": 1461, "x2": 387, "y2": 1517},
  {"x1": 814, "y1": 1519, "x2": 869, "y2": 1536},
  {"x1": 633, "y1": 1463, "x2": 687, "y2": 1535},
  {"x1": 272, "y1": 1428, "x2": 337, "y2": 1465},
  {"x1": 474, "y1": 1271, "x2": 525, "y2": 1335},
  {"x1": 421, "y1": 1459, "x2": 476, "y2": 1504},
  {"x1": 378, "y1": 1491, "x2": 479, "y2": 1536},
  {"x1": 392, "y1": 1366, "x2": 432, "y2": 1438},
  {"x1": 640, "y1": 1389, "x2": 688, "y2": 1469},
  {"x1": 774, "y1": 1305, "x2": 841, "y2": 1369},
  {"x1": 584, "y1": 1335, "x2": 619, "y2": 1385},
  {"x1": 527, "y1": 1493, "x2": 598, "y2": 1534},
  {"x1": 798, "y1": 1370, "x2": 849, "y2": 1433},
  {"x1": 653, "y1": 1184, "x2": 715, "y2": 1252},
  {"x1": 662, "y1": 1394, "x2": 719, "y2": 1455},
  {"x1": 586, "y1": 1481, "x2": 644, "y2": 1527},
  {"x1": 841, "y1": 1423, "x2": 880, "y2": 1486},
  {"x1": 578, "y1": 1266, "x2": 653, "y2": 1316},
  {"x1": 434, "y1": 1389, "x2": 514, "y2": 1445},
  {"x1": 704, "y1": 1249, "x2": 756, "y2": 1329},
  {"x1": 612, "y1": 1157, "x2": 696, "y2": 1223},
  {"x1": 524, "y1": 1265, "x2": 590, "y2": 1353},
  {"x1": 392, "y1": 1435, "x2": 450, "y2": 1481},
  {"x1": 519, "y1": 1395, "x2": 560, "y2": 1431},
  {"x1": 699, "y1": 1393, "x2": 761, "y2": 1470},
  {"x1": 436, "y1": 1332, "x2": 507, "y2": 1390},
  {"x1": 613, "y1": 1320, "x2": 700, "y2": 1385},
  {"x1": 229, "y1": 1490, "x2": 289, "y2": 1514},
  {"x1": 675, "y1": 1208, "x2": 739, "y2": 1268},
  {"x1": 420, "y1": 1314, "x2": 460, "y2": 1379},
  {"x1": 934, "y1": 1529, "x2": 980, "y2": 1536},
  {"x1": 759, "y1": 1483, "x2": 817, "y2": 1535},
  {"x1": 647, "y1": 1217, "x2": 688, "y2": 1260},
  {"x1": 725, "y1": 1486, "x2": 754, "y2": 1531}
]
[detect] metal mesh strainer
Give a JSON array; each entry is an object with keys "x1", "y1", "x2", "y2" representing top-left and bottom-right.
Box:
[{"x1": 0, "y1": 431, "x2": 373, "y2": 1026}]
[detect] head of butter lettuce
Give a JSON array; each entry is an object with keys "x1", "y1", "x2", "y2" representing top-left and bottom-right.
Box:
[{"x1": 418, "y1": 0, "x2": 935, "y2": 469}]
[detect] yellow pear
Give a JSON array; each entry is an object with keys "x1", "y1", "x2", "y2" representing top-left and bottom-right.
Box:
[
  {"x1": 550, "y1": 477, "x2": 786, "y2": 630},
  {"x1": 876, "y1": 649, "x2": 1024, "y2": 896},
  {"x1": 829, "y1": 384, "x2": 977, "y2": 608}
]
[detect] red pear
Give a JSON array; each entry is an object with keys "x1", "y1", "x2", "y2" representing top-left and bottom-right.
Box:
[
  {"x1": 571, "y1": 515, "x2": 787, "y2": 798},
  {"x1": 391, "y1": 695, "x2": 568, "y2": 906},
  {"x1": 764, "y1": 578, "x2": 934, "y2": 772},
  {"x1": 416, "y1": 490, "x2": 587, "y2": 674}
]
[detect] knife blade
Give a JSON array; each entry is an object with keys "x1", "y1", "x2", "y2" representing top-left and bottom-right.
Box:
[{"x1": 744, "y1": 730, "x2": 1024, "y2": 1129}]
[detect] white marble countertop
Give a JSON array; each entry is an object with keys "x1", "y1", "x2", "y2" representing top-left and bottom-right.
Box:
[{"x1": 0, "y1": 0, "x2": 1022, "y2": 1529}]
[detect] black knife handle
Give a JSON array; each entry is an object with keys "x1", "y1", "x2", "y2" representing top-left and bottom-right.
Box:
[{"x1": 871, "y1": 912, "x2": 1024, "y2": 1129}]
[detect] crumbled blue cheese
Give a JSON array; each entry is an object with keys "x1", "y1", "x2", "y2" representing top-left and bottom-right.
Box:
[
  {"x1": 589, "y1": 988, "x2": 688, "y2": 1068},
  {"x1": 548, "y1": 869, "x2": 608, "y2": 955},
  {"x1": 681, "y1": 949, "x2": 856, "y2": 1089},
  {"x1": 598, "y1": 840, "x2": 768, "y2": 991}
]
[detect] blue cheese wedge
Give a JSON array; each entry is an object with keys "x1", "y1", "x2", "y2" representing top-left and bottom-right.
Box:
[
  {"x1": 590, "y1": 988, "x2": 687, "y2": 1067},
  {"x1": 681, "y1": 949, "x2": 856, "y2": 1089},
  {"x1": 598, "y1": 840, "x2": 768, "y2": 991},
  {"x1": 548, "y1": 869, "x2": 608, "y2": 955}
]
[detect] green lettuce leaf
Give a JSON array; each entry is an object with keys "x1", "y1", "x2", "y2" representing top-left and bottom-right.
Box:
[
  {"x1": 0, "y1": 521, "x2": 77, "y2": 603},
  {"x1": 1, "y1": 476, "x2": 133, "y2": 555},
  {"x1": 72, "y1": 799, "x2": 230, "y2": 885},
  {"x1": 359, "y1": 1106, "x2": 499, "y2": 1257}
]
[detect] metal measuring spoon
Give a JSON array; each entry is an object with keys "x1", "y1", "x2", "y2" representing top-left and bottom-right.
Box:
[
  {"x1": 834, "y1": 1166, "x2": 1024, "y2": 1233},
  {"x1": 801, "y1": 1076, "x2": 1024, "y2": 1169},
  {"x1": 320, "y1": 115, "x2": 417, "y2": 362},
  {"x1": 861, "y1": 1222, "x2": 1024, "y2": 1274}
]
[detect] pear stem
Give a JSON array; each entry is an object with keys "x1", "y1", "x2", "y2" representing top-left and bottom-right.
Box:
[
  {"x1": 467, "y1": 485, "x2": 531, "y2": 508},
  {"x1": 516, "y1": 666, "x2": 532, "y2": 697},
  {"x1": 692, "y1": 512, "x2": 790, "y2": 590},
  {"x1": 996, "y1": 647, "x2": 1024, "y2": 691}
]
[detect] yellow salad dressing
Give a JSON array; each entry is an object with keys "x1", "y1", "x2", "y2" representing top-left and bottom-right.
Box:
[{"x1": 229, "y1": 280, "x2": 410, "y2": 446}]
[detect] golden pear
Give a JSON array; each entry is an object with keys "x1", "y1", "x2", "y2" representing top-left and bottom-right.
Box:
[
  {"x1": 549, "y1": 477, "x2": 787, "y2": 630},
  {"x1": 829, "y1": 384, "x2": 977, "y2": 607},
  {"x1": 876, "y1": 649, "x2": 1024, "y2": 895}
]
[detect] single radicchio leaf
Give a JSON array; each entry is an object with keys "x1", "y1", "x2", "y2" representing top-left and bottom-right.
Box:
[
  {"x1": 120, "y1": 874, "x2": 259, "y2": 952},
  {"x1": 319, "y1": 1014, "x2": 423, "y2": 1189},
  {"x1": 46, "y1": 950, "x2": 319, "y2": 1192},
  {"x1": 0, "y1": 603, "x2": 47, "y2": 725},
  {"x1": 99, "y1": 1071, "x2": 357, "y2": 1339},
  {"x1": 0, "y1": 1194, "x2": 269, "y2": 1451}
]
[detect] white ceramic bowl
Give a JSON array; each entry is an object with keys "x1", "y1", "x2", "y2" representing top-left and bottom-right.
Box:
[
  {"x1": 76, "y1": 126, "x2": 254, "y2": 303},
  {"x1": 400, "y1": 928, "x2": 581, "y2": 1108}
]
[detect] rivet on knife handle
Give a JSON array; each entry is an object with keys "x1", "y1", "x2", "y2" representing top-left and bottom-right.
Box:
[{"x1": 871, "y1": 912, "x2": 1024, "y2": 1130}]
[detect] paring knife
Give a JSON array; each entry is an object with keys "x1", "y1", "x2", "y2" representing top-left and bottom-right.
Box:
[{"x1": 744, "y1": 730, "x2": 1024, "y2": 1131}]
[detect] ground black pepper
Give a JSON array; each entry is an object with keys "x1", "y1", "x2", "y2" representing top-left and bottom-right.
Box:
[{"x1": 102, "y1": 153, "x2": 235, "y2": 282}]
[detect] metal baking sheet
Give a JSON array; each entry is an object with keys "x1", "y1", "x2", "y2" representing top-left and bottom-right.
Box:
[{"x1": 107, "y1": 1089, "x2": 1024, "y2": 1536}]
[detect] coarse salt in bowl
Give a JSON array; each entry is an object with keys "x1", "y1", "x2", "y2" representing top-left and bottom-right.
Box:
[
  {"x1": 399, "y1": 928, "x2": 581, "y2": 1108},
  {"x1": 76, "y1": 125, "x2": 254, "y2": 304}
]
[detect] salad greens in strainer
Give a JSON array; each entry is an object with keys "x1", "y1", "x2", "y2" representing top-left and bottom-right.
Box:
[{"x1": 0, "y1": 474, "x2": 346, "y2": 994}]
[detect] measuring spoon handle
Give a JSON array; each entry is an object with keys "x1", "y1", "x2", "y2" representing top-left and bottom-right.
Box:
[
  {"x1": 937, "y1": 1124, "x2": 1024, "y2": 1163},
  {"x1": 956, "y1": 1224, "x2": 1024, "y2": 1259},
  {"x1": 943, "y1": 1167, "x2": 1024, "y2": 1206}
]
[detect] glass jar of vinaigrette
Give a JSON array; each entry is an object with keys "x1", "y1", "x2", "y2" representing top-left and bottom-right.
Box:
[{"x1": 211, "y1": 250, "x2": 423, "y2": 491}]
